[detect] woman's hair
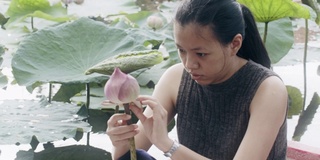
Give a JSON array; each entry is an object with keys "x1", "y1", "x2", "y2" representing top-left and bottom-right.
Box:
[{"x1": 175, "y1": 0, "x2": 271, "y2": 68}]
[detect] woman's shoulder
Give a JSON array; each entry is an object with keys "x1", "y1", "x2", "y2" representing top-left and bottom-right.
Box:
[
  {"x1": 157, "y1": 63, "x2": 184, "y2": 87},
  {"x1": 153, "y1": 63, "x2": 184, "y2": 110},
  {"x1": 245, "y1": 60, "x2": 279, "y2": 79},
  {"x1": 164, "y1": 63, "x2": 184, "y2": 76}
]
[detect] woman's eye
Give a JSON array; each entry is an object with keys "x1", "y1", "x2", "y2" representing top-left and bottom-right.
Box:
[
  {"x1": 197, "y1": 53, "x2": 206, "y2": 57},
  {"x1": 178, "y1": 49, "x2": 186, "y2": 54}
]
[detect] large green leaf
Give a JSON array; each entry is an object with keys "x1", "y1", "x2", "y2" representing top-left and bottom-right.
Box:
[
  {"x1": 238, "y1": 0, "x2": 310, "y2": 22},
  {"x1": 120, "y1": 11, "x2": 154, "y2": 28},
  {"x1": 0, "y1": 12, "x2": 9, "y2": 29},
  {"x1": 292, "y1": 92, "x2": 320, "y2": 141},
  {"x1": 0, "y1": 44, "x2": 7, "y2": 89},
  {"x1": 302, "y1": 0, "x2": 320, "y2": 25},
  {"x1": 133, "y1": 21, "x2": 180, "y2": 85},
  {"x1": 0, "y1": 73, "x2": 7, "y2": 89},
  {"x1": 52, "y1": 83, "x2": 85, "y2": 102},
  {"x1": 0, "y1": 98, "x2": 90, "y2": 144},
  {"x1": 257, "y1": 18, "x2": 294, "y2": 64},
  {"x1": 135, "y1": 60, "x2": 173, "y2": 87},
  {"x1": 12, "y1": 17, "x2": 163, "y2": 90},
  {"x1": 0, "y1": 44, "x2": 4, "y2": 65},
  {"x1": 286, "y1": 85, "x2": 303, "y2": 118},
  {"x1": 5, "y1": 0, "x2": 72, "y2": 27}
]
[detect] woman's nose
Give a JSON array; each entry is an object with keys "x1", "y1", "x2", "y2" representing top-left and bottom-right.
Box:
[{"x1": 185, "y1": 55, "x2": 199, "y2": 71}]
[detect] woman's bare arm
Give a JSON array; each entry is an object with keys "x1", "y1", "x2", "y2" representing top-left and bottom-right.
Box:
[
  {"x1": 234, "y1": 76, "x2": 288, "y2": 160},
  {"x1": 134, "y1": 63, "x2": 183, "y2": 151}
]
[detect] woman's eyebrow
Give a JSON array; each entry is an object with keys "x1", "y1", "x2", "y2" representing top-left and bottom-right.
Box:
[{"x1": 176, "y1": 44, "x2": 206, "y2": 51}]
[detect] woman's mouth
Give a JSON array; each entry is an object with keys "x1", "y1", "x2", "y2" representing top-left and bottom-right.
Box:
[{"x1": 190, "y1": 73, "x2": 202, "y2": 80}]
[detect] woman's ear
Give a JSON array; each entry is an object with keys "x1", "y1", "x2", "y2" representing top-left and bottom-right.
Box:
[{"x1": 230, "y1": 33, "x2": 242, "y2": 55}]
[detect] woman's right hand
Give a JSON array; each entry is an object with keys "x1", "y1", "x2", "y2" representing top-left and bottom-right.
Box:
[{"x1": 106, "y1": 113, "x2": 140, "y2": 148}]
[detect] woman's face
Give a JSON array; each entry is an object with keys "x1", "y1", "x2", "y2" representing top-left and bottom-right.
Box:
[{"x1": 174, "y1": 23, "x2": 234, "y2": 85}]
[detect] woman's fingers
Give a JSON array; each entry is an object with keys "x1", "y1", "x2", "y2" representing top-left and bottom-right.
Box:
[
  {"x1": 111, "y1": 139, "x2": 130, "y2": 147},
  {"x1": 130, "y1": 104, "x2": 147, "y2": 122},
  {"x1": 131, "y1": 95, "x2": 168, "y2": 122},
  {"x1": 108, "y1": 127, "x2": 139, "y2": 146},
  {"x1": 136, "y1": 95, "x2": 160, "y2": 110},
  {"x1": 107, "y1": 123, "x2": 138, "y2": 135},
  {"x1": 107, "y1": 114, "x2": 137, "y2": 135},
  {"x1": 107, "y1": 125, "x2": 139, "y2": 138},
  {"x1": 107, "y1": 113, "x2": 131, "y2": 126},
  {"x1": 136, "y1": 95, "x2": 157, "y2": 103},
  {"x1": 107, "y1": 113, "x2": 140, "y2": 147},
  {"x1": 137, "y1": 96, "x2": 168, "y2": 120}
]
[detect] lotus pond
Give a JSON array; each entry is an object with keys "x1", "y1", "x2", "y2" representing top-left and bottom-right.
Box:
[{"x1": 0, "y1": 0, "x2": 320, "y2": 159}]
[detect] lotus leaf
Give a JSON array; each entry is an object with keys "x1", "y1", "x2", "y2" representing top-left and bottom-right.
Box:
[
  {"x1": 12, "y1": 17, "x2": 165, "y2": 91},
  {"x1": 292, "y1": 92, "x2": 320, "y2": 141},
  {"x1": 286, "y1": 85, "x2": 303, "y2": 118},
  {"x1": 0, "y1": 44, "x2": 4, "y2": 64},
  {"x1": 0, "y1": 44, "x2": 7, "y2": 89},
  {"x1": 238, "y1": 0, "x2": 310, "y2": 22},
  {"x1": 5, "y1": 0, "x2": 71, "y2": 27},
  {"x1": 0, "y1": 98, "x2": 90, "y2": 144},
  {"x1": 257, "y1": 18, "x2": 294, "y2": 64}
]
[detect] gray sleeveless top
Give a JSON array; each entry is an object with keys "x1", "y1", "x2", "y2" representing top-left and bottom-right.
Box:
[{"x1": 176, "y1": 60, "x2": 287, "y2": 160}]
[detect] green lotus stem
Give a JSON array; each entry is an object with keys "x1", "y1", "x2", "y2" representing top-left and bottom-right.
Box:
[
  {"x1": 302, "y1": 19, "x2": 309, "y2": 111},
  {"x1": 86, "y1": 83, "x2": 91, "y2": 146},
  {"x1": 115, "y1": 105, "x2": 120, "y2": 113},
  {"x1": 263, "y1": 22, "x2": 269, "y2": 44},
  {"x1": 31, "y1": 17, "x2": 34, "y2": 31},
  {"x1": 48, "y1": 83, "x2": 52, "y2": 103},
  {"x1": 123, "y1": 103, "x2": 137, "y2": 160}
]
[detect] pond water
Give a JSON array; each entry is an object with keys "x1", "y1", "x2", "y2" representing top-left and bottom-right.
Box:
[{"x1": 1, "y1": 0, "x2": 320, "y2": 159}]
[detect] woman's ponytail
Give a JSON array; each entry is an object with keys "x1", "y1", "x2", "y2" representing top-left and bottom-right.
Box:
[{"x1": 237, "y1": 4, "x2": 271, "y2": 68}]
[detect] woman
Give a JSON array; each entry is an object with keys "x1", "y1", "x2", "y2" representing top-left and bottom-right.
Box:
[{"x1": 106, "y1": 0, "x2": 288, "y2": 159}]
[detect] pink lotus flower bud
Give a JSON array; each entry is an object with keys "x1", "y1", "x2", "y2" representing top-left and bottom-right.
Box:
[
  {"x1": 147, "y1": 15, "x2": 163, "y2": 30},
  {"x1": 104, "y1": 68, "x2": 140, "y2": 104}
]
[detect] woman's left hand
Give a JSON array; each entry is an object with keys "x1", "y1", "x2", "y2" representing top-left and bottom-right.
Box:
[{"x1": 129, "y1": 95, "x2": 173, "y2": 152}]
